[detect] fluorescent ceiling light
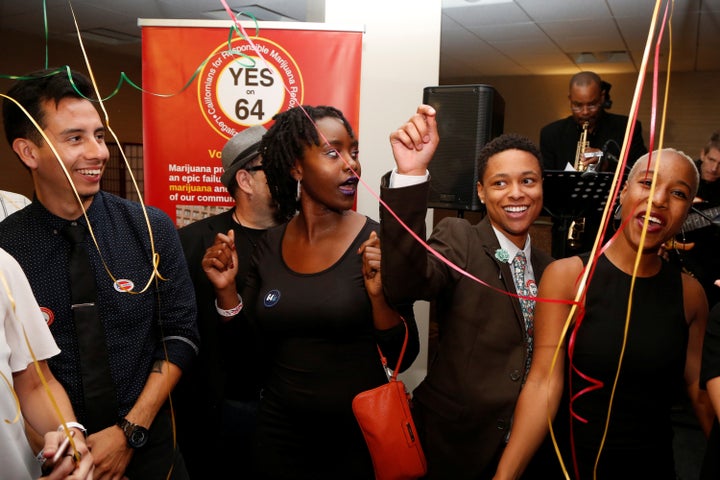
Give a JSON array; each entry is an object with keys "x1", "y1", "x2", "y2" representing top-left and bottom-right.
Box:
[
  {"x1": 569, "y1": 51, "x2": 630, "y2": 64},
  {"x1": 443, "y1": 0, "x2": 514, "y2": 8}
]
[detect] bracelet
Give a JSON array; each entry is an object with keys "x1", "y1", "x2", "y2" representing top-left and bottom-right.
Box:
[
  {"x1": 215, "y1": 294, "x2": 243, "y2": 317},
  {"x1": 59, "y1": 421, "x2": 87, "y2": 437}
]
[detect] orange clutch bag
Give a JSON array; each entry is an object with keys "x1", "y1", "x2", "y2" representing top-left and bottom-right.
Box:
[{"x1": 352, "y1": 319, "x2": 427, "y2": 480}]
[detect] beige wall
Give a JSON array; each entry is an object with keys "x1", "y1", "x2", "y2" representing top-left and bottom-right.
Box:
[
  {"x1": 444, "y1": 71, "x2": 720, "y2": 158},
  {"x1": 0, "y1": 30, "x2": 142, "y2": 198},
  {"x1": 325, "y1": 0, "x2": 442, "y2": 391}
]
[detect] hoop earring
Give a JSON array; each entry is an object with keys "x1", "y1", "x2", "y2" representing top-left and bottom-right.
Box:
[{"x1": 612, "y1": 202, "x2": 622, "y2": 231}]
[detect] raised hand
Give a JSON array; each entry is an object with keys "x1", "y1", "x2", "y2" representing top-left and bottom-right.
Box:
[{"x1": 389, "y1": 104, "x2": 440, "y2": 176}]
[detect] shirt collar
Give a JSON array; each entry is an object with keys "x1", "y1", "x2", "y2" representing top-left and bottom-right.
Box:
[
  {"x1": 30, "y1": 192, "x2": 101, "y2": 231},
  {"x1": 491, "y1": 225, "x2": 531, "y2": 261}
]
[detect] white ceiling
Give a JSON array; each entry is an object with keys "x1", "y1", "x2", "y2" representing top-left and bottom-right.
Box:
[{"x1": 0, "y1": 0, "x2": 718, "y2": 81}]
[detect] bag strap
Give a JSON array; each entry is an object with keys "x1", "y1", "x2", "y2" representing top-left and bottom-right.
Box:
[{"x1": 376, "y1": 317, "x2": 408, "y2": 382}]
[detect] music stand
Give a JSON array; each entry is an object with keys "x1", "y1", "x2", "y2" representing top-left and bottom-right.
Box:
[{"x1": 542, "y1": 170, "x2": 614, "y2": 258}]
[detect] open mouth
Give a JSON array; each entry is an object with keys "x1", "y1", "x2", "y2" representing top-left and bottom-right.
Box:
[
  {"x1": 637, "y1": 212, "x2": 664, "y2": 232},
  {"x1": 339, "y1": 176, "x2": 359, "y2": 195}
]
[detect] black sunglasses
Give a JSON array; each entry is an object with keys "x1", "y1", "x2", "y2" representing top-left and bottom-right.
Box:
[{"x1": 243, "y1": 165, "x2": 264, "y2": 172}]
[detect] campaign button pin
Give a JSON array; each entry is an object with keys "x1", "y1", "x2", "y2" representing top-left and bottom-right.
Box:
[
  {"x1": 114, "y1": 279, "x2": 135, "y2": 292},
  {"x1": 41, "y1": 307, "x2": 55, "y2": 326}
]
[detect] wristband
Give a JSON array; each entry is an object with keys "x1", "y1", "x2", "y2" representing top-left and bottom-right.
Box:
[
  {"x1": 59, "y1": 421, "x2": 87, "y2": 437},
  {"x1": 215, "y1": 294, "x2": 243, "y2": 317}
]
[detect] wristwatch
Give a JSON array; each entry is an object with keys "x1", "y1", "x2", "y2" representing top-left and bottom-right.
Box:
[{"x1": 117, "y1": 418, "x2": 149, "y2": 448}]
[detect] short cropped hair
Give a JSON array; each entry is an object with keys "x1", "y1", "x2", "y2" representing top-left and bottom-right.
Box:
[
  {"x1": 569, "y1": 71, "x2": 602, "y2": 90},
  {"x1": 476, "y1": 133, "x2": 543, "y2": 184},
  {"x1": 703, "y1": 130, "x2": 720, "y2": 155},
  {"x1": 629, "y1": 148, "x2": 699, "y2": 199}
]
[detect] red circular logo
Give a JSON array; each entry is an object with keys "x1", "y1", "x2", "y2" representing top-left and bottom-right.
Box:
[
  {"x1": 40, "y1": 307, "x2": 55, "y2": 326},
  {"x1": 114, "y1": 279, "x2": 135, "y2": 293},
  {"x1": 198, "y1": 36, "x2": 304, "y2": 139}
]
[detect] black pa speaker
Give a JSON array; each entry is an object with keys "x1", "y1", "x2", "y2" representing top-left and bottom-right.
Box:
[{"x1": 422, "y1": 84, "x2": 505, "y2": 212}]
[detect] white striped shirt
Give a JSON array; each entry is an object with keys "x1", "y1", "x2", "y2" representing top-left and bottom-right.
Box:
[{"x1": 0, "y1": 191, "x2": 31, "y2": 220}]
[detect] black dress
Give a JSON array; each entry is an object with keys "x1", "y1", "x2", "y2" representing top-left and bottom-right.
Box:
[
  {"x1": 700, "y1": 302, "x2": 720, "y2": 479},
  {"x1": 553, "y1": 254, "x2": 688, "y2": 479},
  {"x1": 243, "y1": 217, "x2": 418, "y2": 480}
]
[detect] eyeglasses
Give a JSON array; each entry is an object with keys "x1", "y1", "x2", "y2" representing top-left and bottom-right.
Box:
[
  {"x1": 243, "y1": 165, "x2": 264, "y2": 173},
  {"x1": 570, "y1": 101, "x2": 602, "y2": 113}
]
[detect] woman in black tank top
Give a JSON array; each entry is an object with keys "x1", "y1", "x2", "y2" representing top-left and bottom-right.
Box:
[{"x1": 495, "y1": 149, "x2": 713, "y2": 479}]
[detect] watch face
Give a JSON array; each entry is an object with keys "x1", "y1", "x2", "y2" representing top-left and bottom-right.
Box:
[{"x1": 129, "y1": 427, "x2": 149, "y2": 448}]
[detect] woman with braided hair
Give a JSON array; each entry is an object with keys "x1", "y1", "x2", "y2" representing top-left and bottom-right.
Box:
[{"x1": 237, "y1": 105, "x2": 418, "y2": 479}]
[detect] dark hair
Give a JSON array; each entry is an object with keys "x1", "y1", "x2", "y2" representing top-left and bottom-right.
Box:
[
  {"x1": 600, "y1": 80, "x2": 613, "y2": 109},
  {"x1": 3, "y1": 68, "x2": 94, "y2": 147},
  {"x1": 260, "y1": 105, "x2": 355, "y2": 221},
  {"x1": 476, "y1": 133, "x2": 543, "y2": 183},
  {"x1": 227, "y1": 178, "x2": 239, "y2": 198},
  {"x1": 703, "y1": 130, "x2": 720, "y2": 155}
]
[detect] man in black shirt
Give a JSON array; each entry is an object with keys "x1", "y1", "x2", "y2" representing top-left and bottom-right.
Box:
[
  {"x1": 1, "y1": 68, "x2": 199, "y2": 480},
  {"x1": 668, "y1": 131, "x2": 720, "y2": 309},
  {"x1": 540, "y1": 71, "x2": 648, "y2": 257},
  {"x1": 175, "y1": 126, "x2": 279, "y2": 479},
  {"x1": 540, "y1": 71, "x2": 647, "y2": 171}
]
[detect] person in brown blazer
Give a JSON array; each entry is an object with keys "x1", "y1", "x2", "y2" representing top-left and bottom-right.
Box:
[{"x1": 380, "y1": 105, "x2": 554, "y2": 479}]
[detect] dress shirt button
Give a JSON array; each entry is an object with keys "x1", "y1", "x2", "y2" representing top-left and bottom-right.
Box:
[{"x1": 510, "y1": 369, "x2": 521, "y2": 381}]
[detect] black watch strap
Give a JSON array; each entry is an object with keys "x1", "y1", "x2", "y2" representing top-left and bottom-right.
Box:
[{"x1": 117, "y1": 418, "x2": 149, "y2": 448}]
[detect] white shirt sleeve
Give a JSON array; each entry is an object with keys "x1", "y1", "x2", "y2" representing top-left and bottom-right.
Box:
[
  {"x1": 0, "y1": 249, "x2": 60, "y2": 373},
  {"x1": 389, "y1": 168, "x2": 430, "y2": 188}
]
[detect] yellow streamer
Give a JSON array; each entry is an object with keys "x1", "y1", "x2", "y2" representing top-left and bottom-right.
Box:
[
  {"x1": 593, "y1": 3, "x2": 675, "y2": 478},
  {"x1": 67, "y1": 2, "x2": 164, "y2": 293},
  {"x1": 544, "y1": 1, "x2": 671, "y2": 478}
]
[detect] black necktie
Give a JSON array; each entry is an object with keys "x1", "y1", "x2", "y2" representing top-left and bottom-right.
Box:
[{"x1": 62, "y1": 221, "x2": 118, "y2": 433}]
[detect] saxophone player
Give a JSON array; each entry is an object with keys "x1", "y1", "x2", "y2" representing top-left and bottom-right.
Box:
[
  {"x1": 540, "y1": 71, "x2": 648, "y2": 258},
  {"x1": 540, "y1": 71, "x2": 647, "y2": 172}
]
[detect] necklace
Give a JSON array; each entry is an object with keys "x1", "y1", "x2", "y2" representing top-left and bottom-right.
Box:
[{"x1": 232, "y1": 209, "x2": 258, "y2": 250}]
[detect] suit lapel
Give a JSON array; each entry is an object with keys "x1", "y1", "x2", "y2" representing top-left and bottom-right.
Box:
[{"x1": 476, "y1": 219, "x2": 526, "y2": 330}]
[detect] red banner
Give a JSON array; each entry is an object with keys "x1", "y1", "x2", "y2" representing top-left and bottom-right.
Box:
[{"x1": 140, "y1": 20, "x2": 363, "y2": 225}]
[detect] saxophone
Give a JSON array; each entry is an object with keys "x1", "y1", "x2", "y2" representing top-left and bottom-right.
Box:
[
  {"x1": 573, "y1": 121, "x2": 590, "y2": 172},
  {"x1": 567, "y1": 121, "x2": 590, "y2": 249},
  {"x1": 567, "y1": 216, "x2": 585, "y2": 249}
]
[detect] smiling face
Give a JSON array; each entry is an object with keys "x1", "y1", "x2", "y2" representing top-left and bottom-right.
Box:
[
  {"x1": 619, "y1": 150, "x2": 698, "y2": 252},
  {"x1": 294, "y1": 116, "x2": 360, "y2": 213},
  {"x1": 13, "y1": 97, "x2": 108, "y2": 218},
  {"x1": 476, "y1": 149, "x2": 543, "y2": 248}
]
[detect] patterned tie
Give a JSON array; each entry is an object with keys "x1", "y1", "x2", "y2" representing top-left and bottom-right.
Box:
[{"x1": 511, "y1": 251, "x2": 535, "y2": 378}]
